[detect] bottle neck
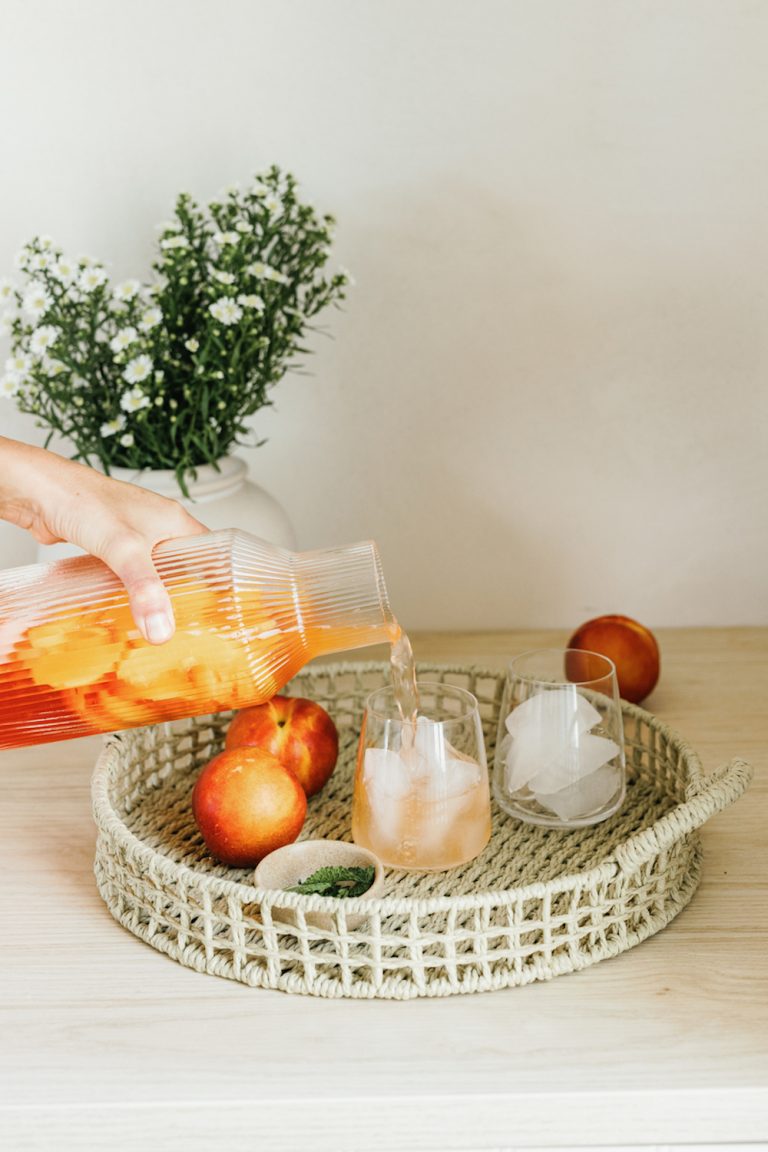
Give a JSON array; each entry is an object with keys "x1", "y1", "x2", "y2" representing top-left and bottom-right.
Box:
[{"x1": 292, "y1": 541, "x2": 396, "y2": 657}]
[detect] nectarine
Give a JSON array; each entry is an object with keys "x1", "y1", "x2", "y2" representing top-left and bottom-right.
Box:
[
  {"x1": 192, "y1": 747, "x2": 307, "y2": 867},
  {"x1": 225, "y1": 696, "x2": 339, "y2": 797},
  {"x1": 567, "y1": 614, "x2": 660, "y2": 704}
]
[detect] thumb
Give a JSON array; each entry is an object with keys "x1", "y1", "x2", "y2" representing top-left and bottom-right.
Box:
[{"x1": 103, "y1": 536, "x2": 176, "y2": 645}]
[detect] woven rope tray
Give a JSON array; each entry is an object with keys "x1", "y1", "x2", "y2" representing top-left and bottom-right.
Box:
[{"x1": 92, "y1": 662, "x2": 752, "y2": 999}]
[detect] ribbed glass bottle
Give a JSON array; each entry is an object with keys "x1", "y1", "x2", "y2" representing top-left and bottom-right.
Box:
[{"x1": 0, "y1": 529, "x2": 396, "y2": 749}]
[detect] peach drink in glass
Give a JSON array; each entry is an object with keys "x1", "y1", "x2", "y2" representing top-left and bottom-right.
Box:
[{"x1": 352, "y1": 678, "x2": 491, "y2": 871}]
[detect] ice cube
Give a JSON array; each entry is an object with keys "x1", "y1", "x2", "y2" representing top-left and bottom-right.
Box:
[
  {"x1": 505, "y1": 722, "x2": 574, "y2": 791},
  {"x1": 505, "y1": 689, "x2": 602, "y2": 739},
  {"x1": 413, "y1": 715, "x2": 444, "y2": 762},
  {"x1": 417, "y1": 755, "x2": 482, "y2": 801},
  {"x1": 533, "y1": 762, "x2": 623, "y2": 822},
  {"x1": 527, "y1": 732, "x2": 621, "y2": 794},
  {"x1": 363, "y1": 747, "x2": 413, "y2": 798},
  {"x1": 362, "y1": 749, "x2": 413, "y2": 851},
  {"x1": 503, "y1": 689, "x2": 612, "y2": 792}
]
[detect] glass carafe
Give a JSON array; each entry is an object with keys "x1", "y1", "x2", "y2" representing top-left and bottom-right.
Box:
[{"x1": 0, "y1": 529, "x2": 395, "y2": 749}]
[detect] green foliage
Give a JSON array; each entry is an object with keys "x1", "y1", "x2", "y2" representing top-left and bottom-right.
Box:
[
  {"x1": 286, "y1": 865, "x2": 375, "y2": 898},
  {"x1": 0, "y1": 166, "x2": 349, "y2": 486}
]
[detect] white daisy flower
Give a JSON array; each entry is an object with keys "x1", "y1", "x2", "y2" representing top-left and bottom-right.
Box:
[
  {"x1": 123, "y1": 355, "x2": 153, "y2": 385},
  {"x1": 0, "y1": 278, "x2": 14, "y2": 301},
  {"x1": 237, "y1": 293, "x2": 264, "y2": 310},
  {"x1": 51, "y1": 258, "x2": 77, "y2": 284},
  {"x1": 120, "y1": 386, "x2": 152, "y2": 413},
  {"x1": 29, "y1": 252, "x2": 53, "y2": 272},
  {"x1": 209, "y1": 297, "x2": 242, "y2": 325},
  {"x1": 119, "y1": 432, "x2": 135, "y2": 447},
  {"x1": 213, "y1": 231, "x2": 239, "y2": 246},
  {"x1": 0, "y1": 308, "x2": 16, "y2": 331},
  {"x1": 22, "y1": 283, "x2": 53, "y2": 320},
  {"x1": 109, "y1": 327, "x2": 139, "y2": 354},
  {"x1": 100, "y1": 415, "x2": 126, "y2": 437},
  {"x1": 77, "y1": 254, "x2": 95, "y2": 267},
  {"x1": 78, "y1": 266, "x2": 108, "y2": 292},
  {"x1": 36, "y1": 355, "x2": 58, "y2": 376},
  {"x1": 37, "y1": 235, "x2": 53, "y2": 251},
  {"x1": 138, "y1": 307, "x2": 162, "y2": 331},
  {"x1": 184, "y1": 338, "x2": 199, "y2": 352},
  {"x1": 235, "y1": 220, "x2": 251, "y2": 233},
  {"x1": 250, "y1": 181, "x2": 268, "y2": 197},
  {"x1": 29, "y1": 325, "x2": 59, "y2": 355},
  {"x1": 5, "y1": 353, "x2": 31, "y2": 376},
  {"x1": 247, "y1": 261, "x2": 288, "y2": 284},
  {"x1": 0, "y1": 371, "x2": 22, "y2": 397},
  {"x1": 212, "y1": 270, "x2": 235, "y2": 285},
  {"x1": 14, "y1": 250, "x2": 29, "y2": 271},
  {"x1": 113, "y1": 279, "x2": 141, "y2": 302},
  {"x1": 263, "y1": 194, "x2": 281, "y2": 214},
  {"x1": 160, "y1": 235, "x2": 190, "y2": 250}
]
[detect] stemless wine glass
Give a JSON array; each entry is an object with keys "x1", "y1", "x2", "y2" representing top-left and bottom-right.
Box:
[
  {"x1": 493, "y1": 649, "x2": 626, "y2": 829},
  {"x1": 352, "y1": 681, "x2": 492, "y2": 871}
]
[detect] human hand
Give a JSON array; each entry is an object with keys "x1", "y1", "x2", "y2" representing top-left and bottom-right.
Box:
[{"x1": 0, "y1": 438, "x2": 207, "y2": 643}]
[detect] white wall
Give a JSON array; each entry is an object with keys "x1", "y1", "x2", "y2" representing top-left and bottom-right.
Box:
[{"x1": 1, "y1": 0, "x2": 766, "y2": 628}]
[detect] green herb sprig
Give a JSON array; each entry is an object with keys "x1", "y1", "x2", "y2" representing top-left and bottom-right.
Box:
[{"x1": 287, "y1": 865, "x2": 375, "y2": 898}]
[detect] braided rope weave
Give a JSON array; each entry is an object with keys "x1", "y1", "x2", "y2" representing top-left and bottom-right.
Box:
[{"x1": 92, "y1": 662, "x2": 752, "y2": 999}]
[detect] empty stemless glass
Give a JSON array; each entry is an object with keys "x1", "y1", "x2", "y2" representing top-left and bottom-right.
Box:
[
  {"x1": 352, "y1": 681, "x2": 492, "y2": 871},
  {"x1": 493, "y1": 649, "x2": 626, "y2": 829}
]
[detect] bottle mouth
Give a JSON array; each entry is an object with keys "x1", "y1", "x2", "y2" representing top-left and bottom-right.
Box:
[
  {"x1": 292, "y1": 540, "x2": 396, "y2": 654},
  {"x1": 369, "y1": 541, "x2": 396, "y2": 634}
]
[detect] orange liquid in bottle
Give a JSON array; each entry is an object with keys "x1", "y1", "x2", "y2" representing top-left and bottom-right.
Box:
[{"x1": 0, "y1": 530, "x2": 394, "y2": 749}]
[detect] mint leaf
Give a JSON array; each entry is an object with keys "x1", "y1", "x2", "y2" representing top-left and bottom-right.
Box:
[{"x1": 286, "y1": 865, "x2": 375, "y2": 898}]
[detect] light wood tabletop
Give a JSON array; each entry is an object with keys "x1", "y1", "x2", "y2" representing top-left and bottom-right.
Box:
[{"x1": 1, "y1": 627, "x2": 766, "y2": 1151}]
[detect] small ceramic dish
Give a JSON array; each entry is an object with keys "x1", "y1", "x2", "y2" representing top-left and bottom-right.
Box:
[{"x1": 254, "y1": 839, "x2": 385, "y2": 931}]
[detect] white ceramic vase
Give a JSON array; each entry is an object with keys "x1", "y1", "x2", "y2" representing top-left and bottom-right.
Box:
[{"x1": 36, "y1": 455, "x2": 297, "y2": 563}]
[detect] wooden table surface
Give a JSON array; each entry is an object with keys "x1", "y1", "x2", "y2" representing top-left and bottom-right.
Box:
[{"x1": 1, "y1": 628, "x2": 766, "y2": 1151}]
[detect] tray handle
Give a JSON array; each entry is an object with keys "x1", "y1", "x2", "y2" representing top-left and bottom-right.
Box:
[{"x1": 612, "y1": 758, "x2": 753, "y2": 875}]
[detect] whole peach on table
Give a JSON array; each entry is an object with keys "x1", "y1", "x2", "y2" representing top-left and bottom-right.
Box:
[
  {"x1": 566, "y1": 614, "x2": 660, "y2": 704},
  {"x1": 192, "y1": 747, "x2": 307, "y2": 867},
  {"x1": 225, "y1": 696, "x2": 339, "y2": 797}
]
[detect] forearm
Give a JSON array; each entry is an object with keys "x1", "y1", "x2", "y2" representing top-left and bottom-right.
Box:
[
  {"x1": 0, "y1": 437, "x2": 84, "y2": 539},
  {"x1": 0, "y1": 437, "x2": 66, "y2": 538}
]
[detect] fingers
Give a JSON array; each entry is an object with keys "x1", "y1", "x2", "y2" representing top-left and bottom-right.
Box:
[
  {"x1": 0, "y1": 441, "x2": 213, "y2": 644},
  {"x1": 101, "y1": 532, "x2": 176, "y2": 644}
]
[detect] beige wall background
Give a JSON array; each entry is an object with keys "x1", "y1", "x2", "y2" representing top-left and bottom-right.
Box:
[{"x1": 0, "y1": 0, "x2": 766, "y2": 628}]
